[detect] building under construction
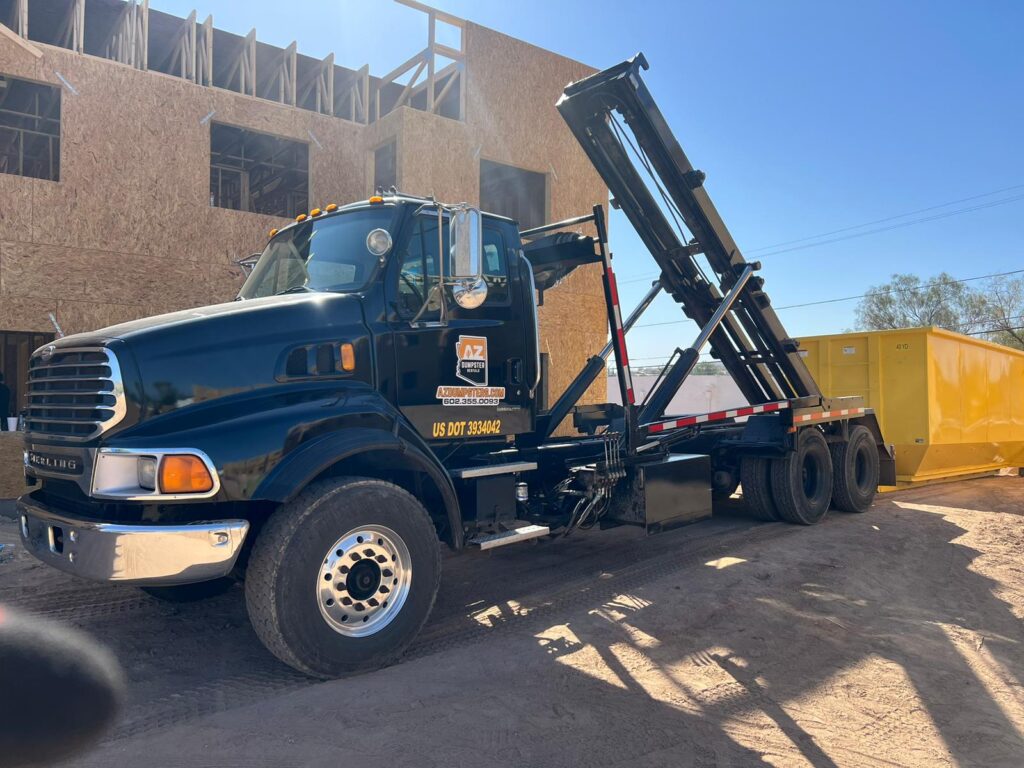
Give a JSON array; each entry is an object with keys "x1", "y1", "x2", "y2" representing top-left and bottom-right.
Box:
[{"x1": 0, "y1": 0, "x2": 607, "y2": 418}]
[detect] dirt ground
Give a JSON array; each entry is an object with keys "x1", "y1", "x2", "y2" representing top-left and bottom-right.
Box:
[{"x1": 2, "y1": 476, "x2": 1023, "y2": 767}]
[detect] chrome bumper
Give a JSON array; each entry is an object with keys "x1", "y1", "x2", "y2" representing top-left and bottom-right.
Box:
[{"x1": 17, "y1": 497, "x2": 249, "y2": 586}]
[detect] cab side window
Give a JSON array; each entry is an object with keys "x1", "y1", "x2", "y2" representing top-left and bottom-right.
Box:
[
  {"x1": 396, "y1": 217, "x2": 509, "y2": 315},
  {"x1": 481, "y1": 226, "x2": 509, "y2": 304},
  {"x1": 397, "y1": 215, "x2": 448, "y2": 317}
]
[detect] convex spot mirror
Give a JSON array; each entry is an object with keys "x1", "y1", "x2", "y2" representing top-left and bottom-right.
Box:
[
  {"x1": 366, "y1": 228, "x2": 393, "y2": 258},
  {"x1": 449, "y1": 206, "x2": 488, "y2": 309}
]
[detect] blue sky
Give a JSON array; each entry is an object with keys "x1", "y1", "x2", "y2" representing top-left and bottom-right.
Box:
[{"x1": 155, "y1": 0, "x2": 1024, "y2": 364}]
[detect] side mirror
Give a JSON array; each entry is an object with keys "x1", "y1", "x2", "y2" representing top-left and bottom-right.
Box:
[
  {"x1": 449, "y1": 206, "x2": 488, "y2": 309},
  {"x1": 237, "y1": 253, "x2": 261, "y2": 277},
  {"x1": 450, "y1": 207, "x2": 482, "y2": 280}
]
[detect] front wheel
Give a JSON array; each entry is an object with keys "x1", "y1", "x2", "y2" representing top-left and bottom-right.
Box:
[{"x1": 245, "y1": 477, "x2": 442, "y2": 678}]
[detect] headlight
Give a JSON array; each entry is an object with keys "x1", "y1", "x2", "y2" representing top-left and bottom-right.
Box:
[
  {"x1": 91, "y1": 449, "x2": 219, "y2": 500},
  {"x1": 366, "y1": 228, "x2": 392, "y2": 257},
  {"x1": 137, "y1": 457, "x2": 157, "y2": 490}
]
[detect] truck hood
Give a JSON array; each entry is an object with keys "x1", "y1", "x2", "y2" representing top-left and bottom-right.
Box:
[
  {"x1": 53, "y1": 292, "x2": 369, "y2": 421},
  {"x1": 66, "y1": 293, "x2": 325, "y2": 344}
]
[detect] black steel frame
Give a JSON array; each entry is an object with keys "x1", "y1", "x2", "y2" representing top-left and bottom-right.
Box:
[{"x1": 555, "y1": 54, "x2": 822, "y2": 413}]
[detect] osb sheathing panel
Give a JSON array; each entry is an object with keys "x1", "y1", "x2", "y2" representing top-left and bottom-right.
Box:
[
  {"x1": 0, "y1": 432, "x2": 26, "y2": 499},
  {"x1": 23, "y1": 48, "x2": 367, "y2": 262},
  {"x1": 0, "y1": 44, "x2": 371, "y2": 334},
  {"x1": 0, "y1": 294, "x2": 56, "y2": 333}
]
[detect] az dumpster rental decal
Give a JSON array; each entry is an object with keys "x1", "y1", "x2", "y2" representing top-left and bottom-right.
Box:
[
  {"x1": 456, "y1": 335, "x2": 488, "y2": 386},
  {"x1": 436, "y1": 335, "x2": 505, "y2": 406}
]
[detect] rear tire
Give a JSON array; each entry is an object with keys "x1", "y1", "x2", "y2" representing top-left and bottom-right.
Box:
[
  {"x1": 245, "y1": 477, "x2": 442, "y2": 679},
  {"x1": 830, "y1": 425, "x2": 879, "y2": 512},
  {"x1": 771, "y1": 428, "x2": 833, "y2": 525},
  {"x1": 740, "y1": 457, "x2": 780, "y2": 521}
]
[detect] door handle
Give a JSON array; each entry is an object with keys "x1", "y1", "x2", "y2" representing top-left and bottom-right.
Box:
[{"x1": 508, "y1": 358, "x2": 524, "y2": 386}]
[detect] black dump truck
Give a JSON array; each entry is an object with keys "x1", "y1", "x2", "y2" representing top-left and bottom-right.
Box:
[{"x1": 18, "y1": 55, "x2": 894, "y2": 677}]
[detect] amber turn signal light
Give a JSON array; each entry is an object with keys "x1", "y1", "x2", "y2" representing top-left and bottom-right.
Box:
[
  {"x1": 340, "y1": 343, "x2": 356, "y2": 371},
  {"x1": 160, "y1": 455, "x2": 215, "y2": 494}
]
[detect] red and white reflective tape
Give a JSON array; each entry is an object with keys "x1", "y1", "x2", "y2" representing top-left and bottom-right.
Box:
[
  {"x1": 606, "y1": 266, "x2": 635, "y2": 404},
  {"x1": 794, "y1": 407, "x2": 866, "y2": 423},
  {"x1": 645, "y1": 400, "x2": 790, "y2": 434}
]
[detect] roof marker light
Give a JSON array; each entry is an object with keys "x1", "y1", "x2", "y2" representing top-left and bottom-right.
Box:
[
  {"x1": 310, "y1": 208, "x2": 322, "y2": 217},
  {"x1": 269, "y1": 228, "x2": 278, "y2": 237},
  {"x1": 295, "y1": 213, "x2": 308, "y2": 222},
  {"x1": 325, "y1": 203, "x2": 338, "y2": 212},
  {"x1": 369, "y1": 195, "x2": 384, "y2": 204}
]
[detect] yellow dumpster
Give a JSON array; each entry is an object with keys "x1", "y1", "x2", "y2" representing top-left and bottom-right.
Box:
[{"x1": 797, "y1": 327, "x2": 1024, "y2": 485}]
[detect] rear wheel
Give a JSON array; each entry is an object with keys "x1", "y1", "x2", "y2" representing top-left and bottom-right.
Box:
[
  {"x1": 771, "y1": 428, "x2": 833, "y2": 525},
  {"x1": 245, "y1": 477, "x2": 441, "y2": 678},
  {"x1": 830, "y1": 425, "x2": 879, "y2": 512},
  {"x1": 740, "y1": 456, "x2": 780, "y2": 521}
]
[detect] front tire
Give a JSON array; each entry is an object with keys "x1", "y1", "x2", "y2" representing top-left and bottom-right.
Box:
[{"x1": 245, "y1": 477, "x2": 442, "y2": 678}]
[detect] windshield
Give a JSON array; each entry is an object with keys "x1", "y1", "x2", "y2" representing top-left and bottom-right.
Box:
[{"x1": 239, "y1": 208, "x2": 396, "y2": 299}]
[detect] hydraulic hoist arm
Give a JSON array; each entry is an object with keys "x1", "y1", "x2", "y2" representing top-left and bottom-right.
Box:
[{"x1": 556, "y1": 54, "x2": 822, "y2": 418}]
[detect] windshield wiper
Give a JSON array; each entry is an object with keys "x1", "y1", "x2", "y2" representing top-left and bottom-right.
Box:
[{"x1": 275, "y1": 285, "x2": 316, "y2": 296}]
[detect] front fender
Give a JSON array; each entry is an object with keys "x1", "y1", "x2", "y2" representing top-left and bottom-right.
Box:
[
  {"x1": 104, "y1": 381, "x2": 462, "y2": 546},
  {"x1": 254, "y1": 426, "x2": 462, "y2": 548}
]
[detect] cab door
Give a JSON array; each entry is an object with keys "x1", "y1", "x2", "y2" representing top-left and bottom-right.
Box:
[{"x1": 387, "y1": 212, "x2": 533, "y2": 444}]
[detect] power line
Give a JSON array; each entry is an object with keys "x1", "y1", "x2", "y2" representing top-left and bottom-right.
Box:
[
  {"x1": 618, "y1": 183, "x2": 1024, "y2": 285},
  {"x1": 624, "y1": 317, "x2": 1024, "y2": 368},
  {"x1": 774, "y1": 268, "x2": 1024, "y2": 311},
  {"x1": 756, "y1": 192, "x2": 1024, "y2": 258},
  {"x1": 627, "y1": 267, "x2": 1024, "y2": 330},
  {"x1": 965, "y1": 324, "x2": 1024, "y2": 337},
  {"x1": 745, "y1": 183, "x2": 1024, "y2": 254},
  {"x1": 939, "y1": 311, "x2": 1024, "y2": 336}
]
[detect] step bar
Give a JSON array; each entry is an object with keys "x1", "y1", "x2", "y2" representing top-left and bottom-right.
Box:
[{"x1": 468, "y1": 523, "x2": 550, "y2": 551}]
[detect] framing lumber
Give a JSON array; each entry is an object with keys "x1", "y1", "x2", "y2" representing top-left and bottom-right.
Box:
[{"x1": 0, "y1": 15, "x2": 42, "y2": 59}]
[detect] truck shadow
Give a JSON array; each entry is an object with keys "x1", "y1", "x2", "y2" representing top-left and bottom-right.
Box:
[
  {"x1": 20, "y1": 478, "x2": 1023, "y2": 765},
  {"x1": 513, "y1": 479, "x2": 1024, "y2": 765}
]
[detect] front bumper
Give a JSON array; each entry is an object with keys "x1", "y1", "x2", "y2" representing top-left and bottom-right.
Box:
[{"x1": 17, "y1": 497, "x2": 249, "y2": 586}]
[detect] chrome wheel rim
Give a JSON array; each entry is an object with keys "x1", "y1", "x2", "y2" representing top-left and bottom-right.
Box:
[{"x1": 316, "y1": 524, "x2": 412, "y2": 637}]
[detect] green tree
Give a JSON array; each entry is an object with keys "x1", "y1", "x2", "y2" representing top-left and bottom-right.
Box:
[
  {"x1": 692, "y1": 361, "x2": 727, "y2": 375},
  {"x1": 854, "y1": 272, "x2": 989, "y2": 335},
  {"x1": 981, "y1": 274, "x2": 1024, "y2": 350}
]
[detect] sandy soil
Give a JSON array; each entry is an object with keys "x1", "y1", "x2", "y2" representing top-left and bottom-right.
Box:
[{"x1": 2, "y1": 476, "x2": 1023, "y2": 767}]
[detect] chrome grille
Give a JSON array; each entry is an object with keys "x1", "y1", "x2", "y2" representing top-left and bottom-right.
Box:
[{"x1": 25, "y1": 346, "x2": 126, "y2": 441}]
